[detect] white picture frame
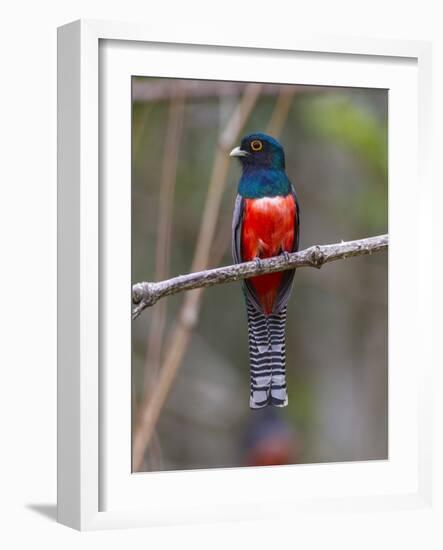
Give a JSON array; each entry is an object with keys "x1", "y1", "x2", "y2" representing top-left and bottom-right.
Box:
[{"x1": 57, "y1": 19, "x2": 434, "y2": 531}]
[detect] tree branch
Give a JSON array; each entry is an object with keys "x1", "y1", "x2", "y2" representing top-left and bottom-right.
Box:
[{"x1": 132, "y1": 234, "x2": 388, "y2": 320}]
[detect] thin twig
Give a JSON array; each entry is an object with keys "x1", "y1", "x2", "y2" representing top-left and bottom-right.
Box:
[
  {"x1": 133, "y1": 80, "x2": 320, "y2": 103},
  {"x1": 143, "y1": 89, "x2": 185, "y2": 392},
  {"x1": 266, "y1": 89, "x2": 296, "y2": 137},
  {"x1": 132, "y1": 84, "x2": 262, "y2": 471},
  {"x1": 135, "y1": 90, "x2": 186, "y2": 470},
  {"x1": 133, "y1": 103, "x2": 153, "y2": 159},
  {"x1": 132, "y1": 234, "x2": 388, "y2": 318}
]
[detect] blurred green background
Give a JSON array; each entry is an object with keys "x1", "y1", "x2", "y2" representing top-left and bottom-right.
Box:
[{"x1": 132, "y1": 78, "x2": 388, "y2": 472}]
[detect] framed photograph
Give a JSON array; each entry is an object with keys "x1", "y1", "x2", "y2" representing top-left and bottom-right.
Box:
[{"x1": 57, "y1": 19, "x2": 434, "y2": 530}]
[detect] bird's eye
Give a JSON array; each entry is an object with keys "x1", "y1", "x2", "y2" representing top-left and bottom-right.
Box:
[{"x1": 250, "y1": 139, "x2": 263, "y2": 152}]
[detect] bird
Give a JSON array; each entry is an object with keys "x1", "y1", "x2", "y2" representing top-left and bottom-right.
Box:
[
  {"x1": 243, "y1": 408, "x2": 301, "y2": 466},
  {"x1": 230, "y1": 133, "x2": 300, "y2": 409}
]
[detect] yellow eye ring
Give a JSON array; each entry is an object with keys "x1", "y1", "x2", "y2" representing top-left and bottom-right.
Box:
[{"x1": 250, "y1": 139, "x2": 263, "y2": 152}]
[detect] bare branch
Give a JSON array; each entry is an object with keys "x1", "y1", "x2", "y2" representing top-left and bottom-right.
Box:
[
  {"x1": 135, "y1": 89, "x2": 186, "y2": 471},
  {"x1": 266, "y1": 88, "x2": 295, "y2": 137},
  {"x1": 132, "y1": 80, "x2": 320, "y2": 103},
  {"x1": 143, "y1": 88, "x2": 185, "y2": 391},
  {"x1": 132, "y1": 234, "x2": 388, "y2": 320}
]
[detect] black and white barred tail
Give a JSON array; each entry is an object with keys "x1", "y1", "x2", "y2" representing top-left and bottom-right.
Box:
[{"x1": 246, "y1": 299, "x2": 288, "y2": 409}]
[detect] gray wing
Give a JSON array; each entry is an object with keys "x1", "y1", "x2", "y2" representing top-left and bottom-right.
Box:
[
  {"x1": 231, "y1": 194, "x2": 243, "y2": 264},
  {"x1": 273, "y1": 185, "x2": 300, "y2": 313},
  {"x1": 231, "y1": 194, "x2": 262, "y2": 311}
]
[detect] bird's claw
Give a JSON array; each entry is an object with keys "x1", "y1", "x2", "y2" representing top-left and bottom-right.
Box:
[
  {"x1": 254, "y1": 256, "x2": 263, "y2": 270},
  {"x1": 281, "y1": 250, "x2": 291, "y2": 262}
]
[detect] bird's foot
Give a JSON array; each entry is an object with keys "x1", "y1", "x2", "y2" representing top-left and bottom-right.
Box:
[
  {"x1": 253, "y1": 256, "x2": 263, "y2": 271},
  {"x1": 280, "y1": 250, "x2": 291, "y2": 262}
]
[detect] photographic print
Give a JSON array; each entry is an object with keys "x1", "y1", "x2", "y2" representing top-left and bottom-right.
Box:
[{"x1": 131, "y1": 78, "x2": 388, "y2": 473}]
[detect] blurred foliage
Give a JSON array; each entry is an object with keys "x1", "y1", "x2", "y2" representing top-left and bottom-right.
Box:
[
  {"x1": 299, "y1": 94, "x2": 388, "y2": 232},
  {"x1": 300, "y1": 94, "x2": 387, "y2": 177},
  {"x1": 132, "y1": 79, "x2": 388, "y2": 471}
]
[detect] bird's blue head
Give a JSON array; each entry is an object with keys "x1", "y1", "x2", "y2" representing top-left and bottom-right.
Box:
[
  {"x1": 230, "y1": 133, "x2": 291, "y2": 198},
  {"x1": 230, "y1": 132, "x2": 285, "y2": 172}
]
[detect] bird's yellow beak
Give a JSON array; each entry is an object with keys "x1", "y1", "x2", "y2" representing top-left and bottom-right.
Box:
[{"x1": 229, "y1": 146, "x2": 248, "y2": 158}]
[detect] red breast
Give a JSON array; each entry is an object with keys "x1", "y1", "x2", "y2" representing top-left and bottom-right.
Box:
[{"x1": 241, "y1": 195, "x2": 296, "y2": 314}]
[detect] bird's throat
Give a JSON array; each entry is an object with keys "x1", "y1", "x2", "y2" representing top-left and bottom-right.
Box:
[{"x1": 238, "y1": 168, "x2": 291, "y2": 199}]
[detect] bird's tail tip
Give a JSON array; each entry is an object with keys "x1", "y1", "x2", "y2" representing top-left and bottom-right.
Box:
[{"x1": 250, "y1": 389, "x2": 288, "y2": 409}]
